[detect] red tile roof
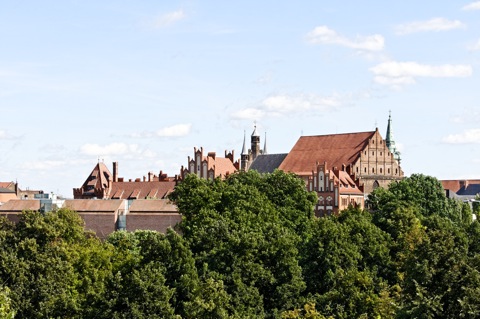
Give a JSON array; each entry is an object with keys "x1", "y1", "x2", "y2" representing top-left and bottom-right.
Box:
[
  {"x1": 107, "y1": 181, "x2": 176, "y2": 200},
  {"x1": 279, "y1": 131, "x2": 376, "y2": 176},
  {"x1": 0, "y1": 200, "x2": 41, "y2": 212},
  {"x1": 441, "y1": 180, "x2": 480, "y2": 193},
  {"x1": 128, "y1": 199, "x2": 178, "y2": 213},
  {"x1": 64, "y1": 199, "x2": 124, "y2": 213},
  {"x1": 337, "y1": 171, "x2": 363, "y2": 195},
  {"x1": 207, "y1": 156, "x2": 237, "y2": 178},
  {"x1": 0, "y1": 182, "x2": 14, "y2": 189}
]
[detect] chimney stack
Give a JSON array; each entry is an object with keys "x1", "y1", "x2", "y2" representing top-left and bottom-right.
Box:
[{"x1": 113, "y1": 162, "x2": 119, "y2": 182}]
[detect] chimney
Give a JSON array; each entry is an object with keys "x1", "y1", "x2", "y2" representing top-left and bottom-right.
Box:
[
  {"x1": 208, "y1": 152, "x2": 216, "y2": 159},
  {"x1": 113, "y1": 162, "x2": 119, "y2": 182}
]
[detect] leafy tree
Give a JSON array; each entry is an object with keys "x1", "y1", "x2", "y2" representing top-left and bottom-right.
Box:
[
  {"x1": 0, "y1": 286, "x2": 15, "y2": 319},
  {"x1": 170, "y1": 170, "x2": 316, "y2": 318}
]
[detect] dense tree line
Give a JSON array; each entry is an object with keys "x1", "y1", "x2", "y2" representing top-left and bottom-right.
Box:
[{"x1": 0, "y1": 170, "x2": 479, "y2": 318}]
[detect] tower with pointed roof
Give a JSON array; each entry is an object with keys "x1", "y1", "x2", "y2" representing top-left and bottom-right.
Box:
[
  {"x1": 385, "y1": 111, "x2": 401, "y2": 164},
  {"x1": 251, "y1": 122, "x2": 261, "y2": 160},
  {"x1": 240, "y1": 122, "x2": 266, "y2": 171}
]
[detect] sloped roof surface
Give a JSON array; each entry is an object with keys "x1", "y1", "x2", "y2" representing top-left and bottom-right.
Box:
[
  {"x1": 128, "y1": 199, "x2": 177, "y2": 213},
  {"x1": 0, "y1": 200, "x2": 40, "y2": 211},
  {"x1": 81, "y1": 162, "x2": 112, "y2": 191},
  {"x1": 441, "y1": 180, "x2": 480, "y2": 193},
  {"x1": 249, "y1": 154, "x2": 288, "y2": 174},
  {"x1": 0, "y1": 182, "x2": 14, "y2": 189},
  {"x1": 207, "y1": 156, "x2": 237, "y2": 177},
  {"x1": 108, "y1": 181, "x2": 176, "y2": 200},
  {"x1": 337, "y1": 171, "x2": 363, "y2": 195},
  {"x1": 64, "y1": 199, "x2": 124, "y2": 212},
  {"x1": 457, "y1": 184, "x2": 480, "y2": 196},
  {"x1": 279, "y1": 131, "x2": 375, "y2": 176}
]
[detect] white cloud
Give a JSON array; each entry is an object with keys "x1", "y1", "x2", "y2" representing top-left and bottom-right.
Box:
[
  {"x1": 470, "y1": 39, "x2": 480, "y2": 51},
  {"x1": 153, "y1": 10, "x2": 186, "y2": 28},
  {"x1": 395, "y1": 18, "x2": 466, "y2": 35},
  {"x1": 462, "y1": 1, "x2": 480, "y2": 10},
  {"x1": 370, "y1": 61, "x2": 472, "y2": 88},
  {"x1": 0, "y1": 129, "x2": 21, "y2": 140},
  {"x1": 443, "y1": 129, "x2": 480, "y2": 144},
  {"x1": 231, "y1": 93, "x2": 345, "y2": 121},
  {"x1": 156, "y1": 123, "x2": 191, "y2": 137},
  {"x1": 130, "y1": 123, "x2": 192, "y2": 138},
  {"x1": 80, "y1": 143, "x2": 154, "y2": 158},
  {"x1": 306, "y1": 26, "x2": 384, "y2": 51}
]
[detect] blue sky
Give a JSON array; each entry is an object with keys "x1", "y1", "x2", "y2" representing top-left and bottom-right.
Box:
[{"x1": 1, "y1": 1, "x2": 479, "y2": 198}]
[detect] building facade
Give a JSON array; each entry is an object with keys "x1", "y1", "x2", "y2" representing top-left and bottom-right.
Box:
[
  {"x1": 73, "y1": 162, "x2": 177, "y2": 200},
  {"x1": 179, "y1": 147, "x2": 238, "y2": 180}
]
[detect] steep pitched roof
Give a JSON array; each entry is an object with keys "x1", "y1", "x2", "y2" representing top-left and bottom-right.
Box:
[
  {"x1": 81, "y1": 162, "x2": 112, "y2": 192},
  {"x1": 337, "y1": 170, "x2": 363, "y2": 195},
  {"x1": 206, "y1": 155, "x2": 237, "y2": 178},
  {"x1": 279, "y1": 131, "x2": 376, "y2": 176},
  {"x1": 249, "y1": 154, "x2": 288, "y2": 174},
  {"x1": 0, "y1": 182, "x2": 14, "y2": 189}
]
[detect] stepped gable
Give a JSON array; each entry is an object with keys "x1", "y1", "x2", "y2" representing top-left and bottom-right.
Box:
[{"x1": 279, "y1": 131, "x2": 376, "y2": 176}]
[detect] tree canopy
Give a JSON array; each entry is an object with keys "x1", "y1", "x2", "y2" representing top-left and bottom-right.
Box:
[{"x1": 1, "y1": 171, "x2": 479, "y2": 318}]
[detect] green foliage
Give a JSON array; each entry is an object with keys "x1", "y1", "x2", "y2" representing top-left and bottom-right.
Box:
[
  {"x1": 0, "y1": 286, "x2": 15, "y2": 319},
  {"x1": 170, "y1": 170, "x2": 317, "y2": 317},
  {"x1": 1, "y1": 172, "x2": 479, "y2": 318}
]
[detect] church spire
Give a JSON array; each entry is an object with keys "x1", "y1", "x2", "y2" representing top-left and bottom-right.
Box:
[
  {"x1": 263, "y1": 132, "x2": 267, "y2": 155},
  {"x1": 385, "y1": 110, "x2": 394, "y2": 151},
  {"x1": 385, "y1": 111, "x2": 401, "y2": 164},
  {"x1": 241, "y1": 130, "x2": 247, "y2": 155}
]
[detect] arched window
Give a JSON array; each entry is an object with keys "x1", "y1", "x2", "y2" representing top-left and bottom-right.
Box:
[{"x1": 373, "y1": 180, "x2": 380, "y2": 189}]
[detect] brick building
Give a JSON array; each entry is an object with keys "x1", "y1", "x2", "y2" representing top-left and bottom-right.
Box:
[
  {"x1": 73, "y1": 162, "x2": 177, "y2": 200},
  {"x1": 278, "y1": 114, "x2": 403, "y2": 215},
  {"x1": 179, "y1": 147, "x2": 238, "y2": 180}
]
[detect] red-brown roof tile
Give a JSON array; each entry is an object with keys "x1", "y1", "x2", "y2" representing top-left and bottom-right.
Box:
[
  {"x1": 64, "y1": 199, "x2": 124, "y2": 213},
  {"x1": 128, "y1": 199, "x2": 178, "y2": 213},
  {"x1": 279, "y1": 131, "x2": 375, "y2": 176},
  {"x1": 0, "y1": 200, "x2": 41, "y2": 212},
  {"x1": 107, "y1": 181, "x2": 176, "y2": 200}
]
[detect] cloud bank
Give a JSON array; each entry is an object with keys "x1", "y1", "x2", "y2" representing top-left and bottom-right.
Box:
[
  {"x1": 395, "y1": 18, "x2": 466, "y2": 35},
  {"x1": 443, "y1": 129, "x2": 480, "y2": 144},
  {"x1": 231, "y1": 93, "x2": 346, "y2": 121},
  {"x1": 153, "y1": 10, "x2": 186, "y2": 28},
  {"x1": 306, "y1": 26, "x2": 384, "y2": 51},
  {"x1": 370, "y1": 61, "x2": 472, "y2": 88},
  {"x1": 462, "y1": 1, "x2": 480, "y2": 10}
]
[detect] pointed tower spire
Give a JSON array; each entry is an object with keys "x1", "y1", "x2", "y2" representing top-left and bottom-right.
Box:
[
  {"x1": 385, "y1": 111, "x2": 395, "y2": 151},
  {"x1": 385, "y1": 111, "x2": 401, "y2": 163},
  {"x1": 263, "y1": 132, "x2": 267, "y2": 155},
  {"x1": 241, "y1": 130, "x2": 248, "y2": 155}
]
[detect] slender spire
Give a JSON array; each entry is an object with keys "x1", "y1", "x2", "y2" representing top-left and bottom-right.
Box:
[
  {"x1": 241, "y1": 130, "x2": 248, "y2": 155},
  {"x1": 385, "y1": 111, "x2": 401, "y2": 163},
  {"x1": 385, "y1": 110, "x2": 395, "y2": 151},
  {"x1": 251, "y1": 120, "x2": 259, "y2": 137},
  {"x1": 263, "y1": 132, "x2": 267, "y2": 155}
]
